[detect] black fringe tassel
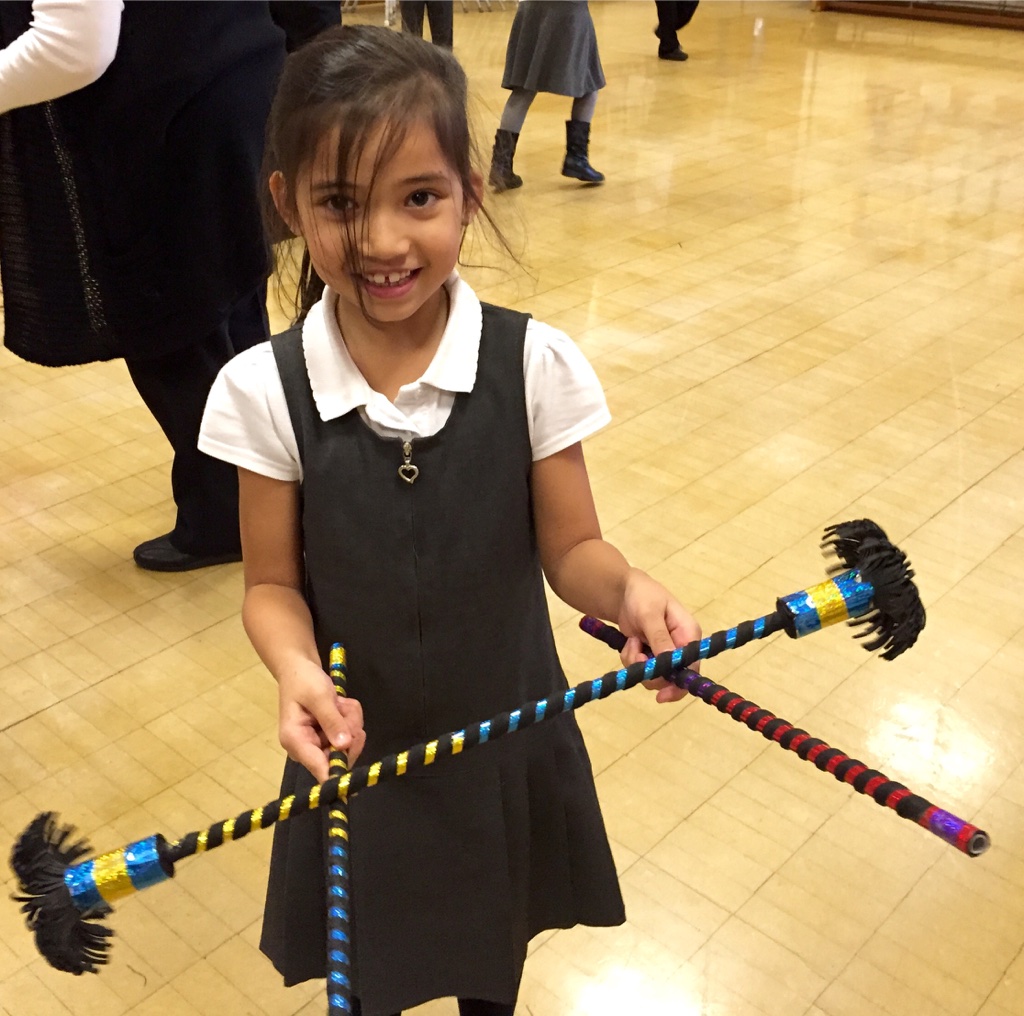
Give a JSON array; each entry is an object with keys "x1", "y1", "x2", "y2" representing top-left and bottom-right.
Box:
[
  {"x1": 822, "y1": 519, "x2": 927, "y2": 660},
  {"x1": 9, "y1": 812, "x2": 113, "y2": 974}
]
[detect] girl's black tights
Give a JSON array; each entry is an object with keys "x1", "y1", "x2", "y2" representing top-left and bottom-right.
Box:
[
  {"x1": 349, "y1": 997, "x2": 515, "y2": 1016},
  {"x1": 458, "y1": 1001, "x2": 515, "y2": 1016}
]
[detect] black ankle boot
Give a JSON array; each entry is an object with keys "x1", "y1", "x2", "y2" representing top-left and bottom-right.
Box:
[
  {"x1": 561, "y1": 119, "x2": 604, "y2": 184},
  {"x1": 488, "y1": 128, "x2": 523, "y2": 192}
]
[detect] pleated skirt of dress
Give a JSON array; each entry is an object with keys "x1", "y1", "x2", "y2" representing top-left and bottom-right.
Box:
[{"x1": 259, "y1": 714, "x2": 625, "y2": 1016}]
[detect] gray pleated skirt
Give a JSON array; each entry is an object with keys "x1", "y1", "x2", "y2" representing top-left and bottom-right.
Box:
[{"x1": 501, "y1": 0, "x2": 605, "y2": 97}]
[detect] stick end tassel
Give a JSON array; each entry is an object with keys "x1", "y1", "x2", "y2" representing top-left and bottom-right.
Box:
[
  {"x1": 822, "y1": 519, "x2": 927, "y2": 660},
  {"x1": 11, "y1": 812, "x2": 175, "y2": 974},
  {"x1": 10, "y1": 813, "x2": 113, "y2": 974}
]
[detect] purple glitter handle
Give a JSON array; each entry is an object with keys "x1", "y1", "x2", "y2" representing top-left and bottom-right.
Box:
[{"x1": 579, "y1": 615, "x2": 627, "y2": 651}]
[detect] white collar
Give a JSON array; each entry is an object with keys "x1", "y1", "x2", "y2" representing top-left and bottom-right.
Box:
[{"x1": 302, "y1": 273, "x2": 481, "y2": 422}]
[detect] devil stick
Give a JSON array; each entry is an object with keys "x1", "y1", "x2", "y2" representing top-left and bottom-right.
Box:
[
  {"x1": 12, "y1": 520, "x2": 975, "y2": 982},
  {"x1": 327, "y1": 645, "x2": 353, "y2": 1015},
  {"x1": 585, "y1": 519, "x2": 927, "y2": 663},
  {"x1": 582, "y1": 615, "x2": 988, "y2": 857}
]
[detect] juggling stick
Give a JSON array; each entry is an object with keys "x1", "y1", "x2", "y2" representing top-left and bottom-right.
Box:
[
  {"x1": 326, "y1": 644, "x2": 353, "y2": 1015},
  {"x1": 584, "y1": 518, "x2": 927, "y2": 664},
  {"x1": 12, "y1": 650, "x2": 699, "y2": 976},
  {"x1": 10, "y1": 519, "x2": 940, "y2": 979},
  {"x1": 582, "y1": 616, "x2": 990, "y2": 858}
]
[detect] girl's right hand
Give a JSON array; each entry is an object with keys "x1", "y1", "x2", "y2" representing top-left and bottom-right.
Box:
[
  {"x1": 278, "y1": 660, "x2": 367, "y2": 782},
  {"x1": 617, "y1": 568, "x2": 701, "y2": 704}
]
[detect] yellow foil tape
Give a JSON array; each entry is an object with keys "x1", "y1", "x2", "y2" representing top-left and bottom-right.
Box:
[
  {"x1": 92, "y1": 848, "x2": 136, "y2": 905},
  {"x1": 805, "y1": 577, "x2": 851, "y2": 629}
]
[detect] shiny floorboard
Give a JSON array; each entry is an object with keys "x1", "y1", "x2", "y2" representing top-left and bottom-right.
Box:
[{"x1": 1, "y1": 3, "x2": 1022, "y2": 1014}]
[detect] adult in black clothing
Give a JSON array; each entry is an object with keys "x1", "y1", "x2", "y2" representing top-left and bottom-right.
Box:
[
  {"x1": 398, "y1": 1, "x2": 454, "y2": 49},
  {"x1": 270, "y1": 1, "x2": 343, "y2": 52},
  {"x1": 655, "y1": 0, "x2": 699, "y2": 61},
  {"x1": 0, "y1": 2, "x2": 336, "y2": 572}
]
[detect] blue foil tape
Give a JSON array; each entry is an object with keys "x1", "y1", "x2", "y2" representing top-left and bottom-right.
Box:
[
  {"x1": 123, "y1": 835, "x2": 170, "y2": 892},
  {"x1": 64, "y1": 835, "x2": 170, "y2": 913},
  {"x1": 64, "y1": 860, "x2": 105, "y2": 914},
  {"x1": 832, "y1": 569, "x2": 874, "y2": 620},
  {"x1": 778, "y1": 569, "x2": 875, "y2": 638}
]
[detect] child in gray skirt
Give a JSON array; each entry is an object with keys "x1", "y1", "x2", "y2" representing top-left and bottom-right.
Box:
[{"x1": 489, "y1": 0, "x2": 606, "y2": 191}]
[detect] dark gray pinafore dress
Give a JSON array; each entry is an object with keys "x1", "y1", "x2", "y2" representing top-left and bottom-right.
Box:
[{"x1": 260, "y1": 304, "x2": 624, "y2": 1015}]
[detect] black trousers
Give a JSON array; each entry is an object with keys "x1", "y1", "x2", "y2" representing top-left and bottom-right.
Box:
[
  {"x1": 268, "y1": 0, "x2": 341, "y2": 51},
  {"x1": 398, "y1": 1, "x2": 453, "y2": 48},
  {"x1": 655, "y1": 0, "x2": 699, "y2": 55},
  {"x1": 124, "y1": 286, "x2": 269, "y2": 555}
]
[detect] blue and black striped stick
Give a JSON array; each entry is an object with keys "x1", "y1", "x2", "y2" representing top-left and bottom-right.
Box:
[{"x1": 326, "y1": 644, "x2": 353, "y2": 1014}]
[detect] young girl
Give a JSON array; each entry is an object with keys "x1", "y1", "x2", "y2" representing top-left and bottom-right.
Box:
[{"x1": 199, "y1": 26, "x2": 698, "y2": 1016}]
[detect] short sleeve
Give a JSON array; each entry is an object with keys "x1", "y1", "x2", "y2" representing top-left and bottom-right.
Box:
[
  {"x1": 523, "y1": 320, "x2": 611, "y2": 461},
  {"x1": 198, "y1": 342, "x2": 303, "y2": 482}
]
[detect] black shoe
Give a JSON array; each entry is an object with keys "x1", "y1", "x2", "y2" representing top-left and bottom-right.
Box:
[
  {"x1": 561, "y1": 119, "x2": 605, "y2": 184},
  {"x1": 133, "y1": 533, "x2": 242, "y2": 572},
  {"x1": 659, "y1": 47, "x2": 688, "y2": 61},
  {"x1": 489, "y1": 128, "x2": 523, "y2": 193}
]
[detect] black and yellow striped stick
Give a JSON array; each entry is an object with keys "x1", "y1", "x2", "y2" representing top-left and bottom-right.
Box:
[{"x1": 12, "y1": 643, "x2": 700, "y2": 975}]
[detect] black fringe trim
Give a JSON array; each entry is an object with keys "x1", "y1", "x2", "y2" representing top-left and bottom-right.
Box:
[
  {"x1": 822, "y1": 519, "x2": 927, "y2": 660},
  {"x1": 9, "y1": 812, "x2": 113, "y2": 974}
]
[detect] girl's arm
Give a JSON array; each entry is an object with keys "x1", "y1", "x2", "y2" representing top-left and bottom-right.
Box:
[
  {"x1": 532, "y1": 443, "x2": 700, "y2": 703},
  {"x1": 239, "y1": 467, "x2": 366, "y2": 779}
]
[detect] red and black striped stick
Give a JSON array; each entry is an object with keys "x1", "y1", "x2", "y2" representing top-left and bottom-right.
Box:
[{"x1": 581, "y1": 616, "x2": 989, "y2": 857}]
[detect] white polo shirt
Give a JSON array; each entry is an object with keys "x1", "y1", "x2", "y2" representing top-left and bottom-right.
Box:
[{"x1": 199, "y1": 274, "x2": 610, "y2": 482}]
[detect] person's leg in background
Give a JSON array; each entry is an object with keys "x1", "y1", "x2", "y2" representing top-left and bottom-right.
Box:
[
  {"x1": 424, "y1": 0, "x2": 453, "y2": 48},
  {"x1": 674, "y1": 0, "x2": 700, "y2": 39},
  {"x1": 562, "y1": 91, "x2": 604, "y2": 184},
  {"x1": 457, "y1": 999, "x2": 515, "y2": 1016},
  {"x1": 489, "y1": 87, "x2": 536, "y2": 192},
  {"x1": 127, "y1": 285, "x2": 269, "y2": 571},
  {"x1": 655, "y1": 0, "x2": 698, "y2": 61},
  {"x1": 399, "y1": 1, "x2": 426, "y2": 38}
]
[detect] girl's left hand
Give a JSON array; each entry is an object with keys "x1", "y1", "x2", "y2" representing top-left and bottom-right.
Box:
[{"x1": 617, "y1": 568, "x2": 701, "y2": 703}]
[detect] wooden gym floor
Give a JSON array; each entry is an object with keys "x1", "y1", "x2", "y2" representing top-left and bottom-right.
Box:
[{"x1": 1, "y1": 2, "x2": 1022, "y2": 1014}]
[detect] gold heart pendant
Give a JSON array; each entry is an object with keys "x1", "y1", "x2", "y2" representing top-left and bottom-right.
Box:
[{"x1": 398, "y1": 463, "x2": 419, "y2": 484}]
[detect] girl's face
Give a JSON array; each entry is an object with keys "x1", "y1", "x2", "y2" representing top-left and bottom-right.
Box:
[{"x1": 274, "y1": 118, "x2": 481, "y2": 344}]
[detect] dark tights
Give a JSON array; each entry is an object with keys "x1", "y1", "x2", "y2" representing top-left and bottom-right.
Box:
[
  {"x1": 457, "y1": 1002, "x2": 515, "y2": 1016},
  {"x1": 349, "y1": 997, "x2": 515, "y2": 1016}
]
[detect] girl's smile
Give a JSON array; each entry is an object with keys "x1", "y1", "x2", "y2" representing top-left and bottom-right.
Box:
[
  {"x1": 275, "y1": 119, "x2": 481, "y2": 357},
  {"x1": 358, "y1": 267, "x2": 421, "y2": 300}
]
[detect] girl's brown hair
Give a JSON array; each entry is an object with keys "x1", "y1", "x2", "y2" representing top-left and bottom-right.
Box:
[{"x1": 263, "y1": 25, "x2": 507, "y2": 323}]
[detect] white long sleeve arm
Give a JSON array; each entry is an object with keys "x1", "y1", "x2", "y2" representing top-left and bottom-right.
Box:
[{"x1": 0, "y1": 0, "x2": 123, "y2": 115}]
